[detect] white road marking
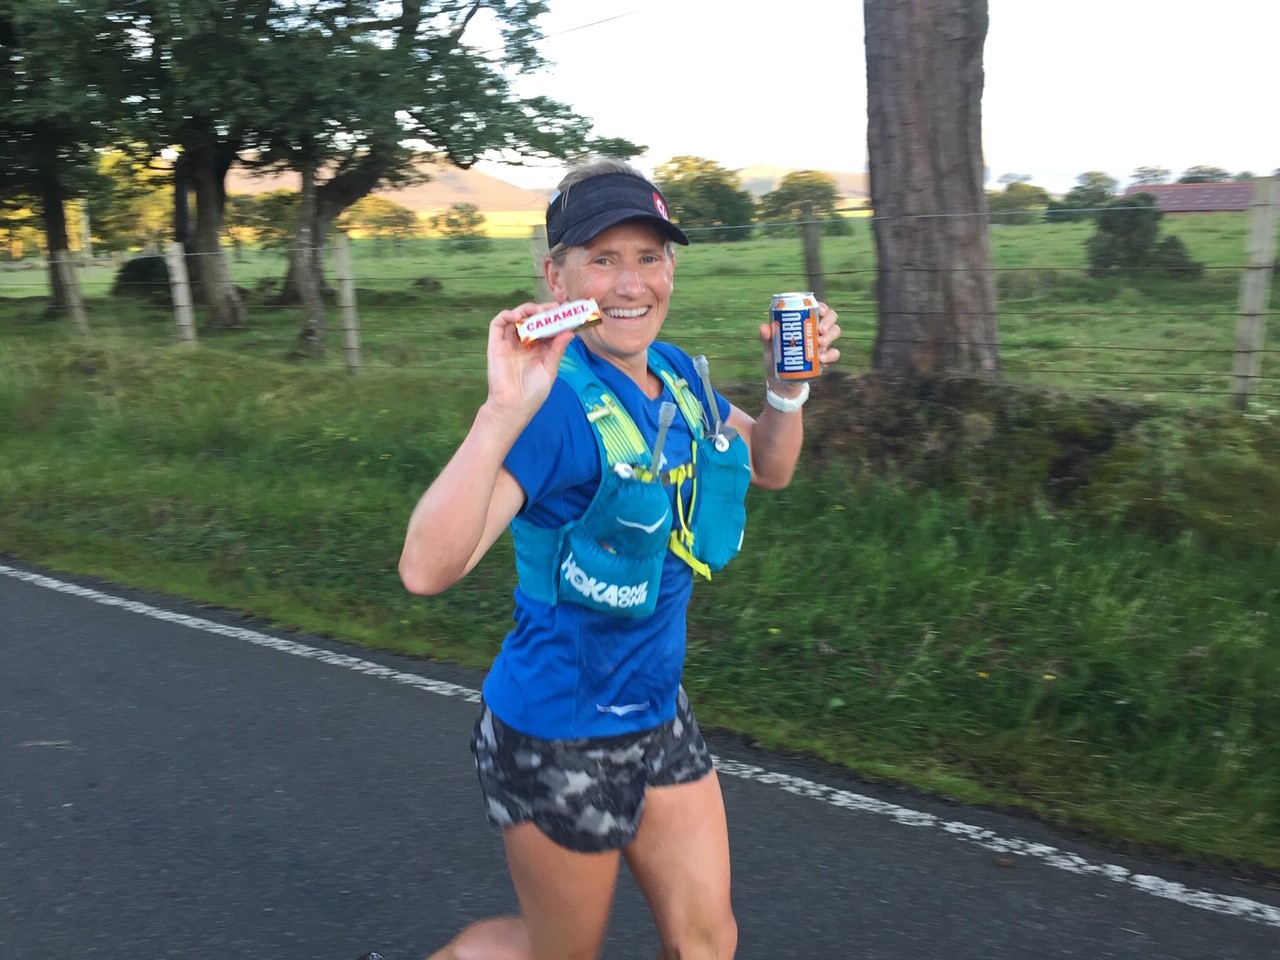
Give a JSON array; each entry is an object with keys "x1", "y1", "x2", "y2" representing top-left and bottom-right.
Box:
[{"x1": 5, "y1": 562, "x2": 1278, "y2": 929}]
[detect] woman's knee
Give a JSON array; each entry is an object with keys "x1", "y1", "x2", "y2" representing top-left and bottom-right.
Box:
[{"x1": 658, "y1": 908, "x2": 738, "y2": 960}]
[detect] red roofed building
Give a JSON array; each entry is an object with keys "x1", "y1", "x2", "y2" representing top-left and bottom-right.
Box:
[{"x1": 1121, "y1": 181, "x2": 1254, "y2": 212}]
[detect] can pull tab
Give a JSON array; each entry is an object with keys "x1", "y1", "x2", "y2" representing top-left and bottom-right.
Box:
[{"x1": 650, "y1": 401, "x2": 677, "y2": 477}]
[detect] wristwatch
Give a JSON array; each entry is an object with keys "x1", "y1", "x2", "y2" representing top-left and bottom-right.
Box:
[{"x1": 765, "y1": 381, "x2": 810, "y2": 413}]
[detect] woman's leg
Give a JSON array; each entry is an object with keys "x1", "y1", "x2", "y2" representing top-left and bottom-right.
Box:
[
  {"x1": 429, "y1": 821, "x2": 623, "y2": 960},
  {"x1": 623, "y1": 770, "x2": 738, "y2": 960}
]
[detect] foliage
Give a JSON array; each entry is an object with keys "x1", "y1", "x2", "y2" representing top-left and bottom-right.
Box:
[
  {"x1": 1045, "y1": 171, "x2": 1120, "y2": 222},
  {"x1": 1178, "y1": 165, "x2": 1234, "y2": 183},
  {"x1": 88, "y1": 148, "x2": 172, "y2": 253},
  {"x1": 0, "y1": 1, "x2": 131, "y2": 215},
  {"x1": 757, "y1": 170, "x2": 849, "y2": 236},
  {"x1": 338, "y1": 196, "x2": 420, "y2": 245},
  {"x1": 428, "y1": 203, "x2": 490, "y2": 252},
  {"x1": 245, "y1": 190, "x2": 302, "y2": 250},
  {"x1": 1086, "y1": 193, "x2": 1205, "y2": 280},
  {"x1": 0, "y1": 201, "x2": 41, "y2": 261},
  {"x1": 1131, "y1": 165, "x2": 1171, "y2": 186},
  {"x1": 1148, "y1": 235, "x2": 1205, "y2": 280},
  {"x1": 110, "y1": 254, "x2": 171, "y2": 302},
  {"x1": 1, "y1": 1, "x2": 641, "y2": 326},
  {"x1": 988, "y1": 180, "x2": 1050, "y2": 226},
  {"x1": 653, "y1": 156, "x2": 756, "y2": 242}
]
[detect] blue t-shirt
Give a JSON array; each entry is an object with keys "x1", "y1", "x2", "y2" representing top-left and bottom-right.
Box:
[{"x1": 482, "y1": 337, "x2": 733, "y2": 740}]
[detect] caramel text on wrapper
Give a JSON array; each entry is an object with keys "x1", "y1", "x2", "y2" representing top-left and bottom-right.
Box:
[{"x1": 517, "y1": 299, "x2": 603, "y2": 346}]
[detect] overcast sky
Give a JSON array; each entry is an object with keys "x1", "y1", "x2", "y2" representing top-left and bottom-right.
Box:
[{"x1": 473, "y1": 0, "x2": 1277, "y2": 194}]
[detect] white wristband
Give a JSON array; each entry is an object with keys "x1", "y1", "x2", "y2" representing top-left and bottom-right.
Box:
[{"x1": 765, "y1": 381, "x2": 810, "y2": 413}]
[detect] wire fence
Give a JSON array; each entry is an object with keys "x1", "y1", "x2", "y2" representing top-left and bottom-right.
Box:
[{"x1": 3, "y1": 210, "x2": 1277, "y2": 412}]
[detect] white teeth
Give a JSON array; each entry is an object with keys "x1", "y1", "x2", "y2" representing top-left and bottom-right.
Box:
[{"x1": 606, "y1": 307, "x2": 648, "y2": 319}]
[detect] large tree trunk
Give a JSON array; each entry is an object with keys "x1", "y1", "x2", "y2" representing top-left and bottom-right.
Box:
[
  {"x1": 279, "y1": 152, "x2": 388, "y2": 304},
  {"x1": 37, "y1": 151, "x2": 79, "y2": 320},
  {"x1": 864, "y1": 0, "x2": 1000, "y2": 377},
  {"x1": 173, "y1": 152, "x2": 193, "y2": 250},
  {"x1": 188, "y1": 142, "x2": 246, "y2": 329},
  {"x1": 289, "y1": 159, "x2": 329, "y2": 357}
]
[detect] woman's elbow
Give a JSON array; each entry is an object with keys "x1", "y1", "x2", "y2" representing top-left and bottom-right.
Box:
[
  {"x1": 398, "y1": 553, "x2": 456, "y2": 596},
  {"x1": 750, "y1": 465, "x2": 796, "y2": 490}
]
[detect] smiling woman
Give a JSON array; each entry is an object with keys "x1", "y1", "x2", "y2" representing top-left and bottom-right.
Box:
[{"x1": 397, "y1": 158, "x2": 841, "y2": 960}]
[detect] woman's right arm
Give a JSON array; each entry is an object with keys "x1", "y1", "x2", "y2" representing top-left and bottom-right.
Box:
[{"x1": 398, "y1": 304, "x2": 573, "y2": 596}]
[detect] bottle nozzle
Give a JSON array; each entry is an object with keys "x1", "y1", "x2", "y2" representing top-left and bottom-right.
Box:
[{"x1": 651, "y1": 401, "x2": 677, "y2": 476}]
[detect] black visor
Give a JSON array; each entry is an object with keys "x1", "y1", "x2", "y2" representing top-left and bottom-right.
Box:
[{"x1": 546, "y1": 172, "x2": 690, "y2": 248}]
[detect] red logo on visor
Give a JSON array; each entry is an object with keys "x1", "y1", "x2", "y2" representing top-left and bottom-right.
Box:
[{"x1": 653, "y1": 192, "x2": 669, "y2": 221}]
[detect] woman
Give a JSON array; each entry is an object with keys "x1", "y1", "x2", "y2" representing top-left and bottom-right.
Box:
[{"x1": 399, "y1": 158, "x2": 841, "y2": 960}]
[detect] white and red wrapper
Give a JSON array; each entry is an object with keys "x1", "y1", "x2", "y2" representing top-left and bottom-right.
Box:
[{"x1": 516, "y1": 299, "x2": 602, "y2": 346}]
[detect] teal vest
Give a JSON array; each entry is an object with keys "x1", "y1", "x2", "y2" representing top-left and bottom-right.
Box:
[{"x1": 510, "y1": 347, "x2": 752, "y2": 618}]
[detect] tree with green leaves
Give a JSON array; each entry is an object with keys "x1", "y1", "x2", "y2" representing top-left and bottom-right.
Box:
[
  {"x1": 110, "y1": 0, "x2": 638, "y2": 340},
  {"x1": 88, "y1": 148, "x2": 172, "y2": 254},
  {"x1": 988, "y1": 179, "x2": 1050, "y2": 226},
  {"x1": 1045, "y1": 170, "x2": 1119, "y2": 222},
  {"x1": 0, "y1": 0, "x2": 135, "y2": 317},
  {"x1": 864, "y1": 0, "x2": 998, "y2": 376},
  {"x1": 1177, "y1": 165, "x2": 1233, "y2": 183},
  {"x1": 653, "y1": 157, "x2": 755, "y2": 242},
  {"x1": 1086, "y1": 192, "x2": 1203, "y2": 280},
  {"x1": 429, "y1": 202, "x2": 490, "y2": 252},
  {"x1": 1131, "y1": 165, "x2": 1171, "y2": 186},
  {"x1": 338, "y1": 196, "x2": 420, "y2": 251},
  {"x1": 254, "y1": 0, "x2": 640, "y2": 350},
  {"x1": 757, "y1": 170, "x2": 850, "y2": 236}
]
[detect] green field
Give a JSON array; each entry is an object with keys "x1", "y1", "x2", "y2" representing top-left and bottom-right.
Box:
[{"x1": 3, "y1": 217, "x2": 1279, "y2": 874}]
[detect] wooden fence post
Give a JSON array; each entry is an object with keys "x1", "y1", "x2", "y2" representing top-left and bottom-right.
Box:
[
  {"x1": 334, "y1": 235, "x2": 361, "y2": 375},
  {"x1": 165, "y1": 242, "x2": 197, "y2": 346},
  {"x1": 800, "y1": 201, "x2": 827, "y2": 303},
  {"x1": 1231, "y1": 176, "x2": 1279, "y2": 409},
  {"x1": 530, "y1": 225, "x2": 552, "y2": 301},
  {"x1": 52, "y1": 250, "x2": 90, "y2": 334}
]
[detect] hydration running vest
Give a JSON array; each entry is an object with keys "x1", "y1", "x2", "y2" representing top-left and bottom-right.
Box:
[{"x1": 510, "y1": 346, "x2": 753, "y2": 618}]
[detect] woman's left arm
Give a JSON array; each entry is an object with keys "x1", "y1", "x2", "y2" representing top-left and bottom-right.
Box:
[{"x1": 725, "y1": 302, "x2": 841, "y2": 490}]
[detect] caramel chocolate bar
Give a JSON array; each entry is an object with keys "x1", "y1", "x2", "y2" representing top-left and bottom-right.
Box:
[{"x1": 517, "y1": 298, "x2": 602, "y2": 346}]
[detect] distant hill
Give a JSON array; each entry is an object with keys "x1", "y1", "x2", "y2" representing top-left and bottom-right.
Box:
[
  {"x1": 735, "y1": 164, "x2": 869, "y2": 204},
  {"x1": 225, "y1": 158, "x2": 869, "y2": 214},
  {"x1": 225, "y1": 158, "x2": 550, "y2": 213}
]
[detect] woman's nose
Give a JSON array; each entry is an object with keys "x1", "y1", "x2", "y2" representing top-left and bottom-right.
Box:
[{"x1": 616, "y1": 265, "x2": 643, "y2": 296}]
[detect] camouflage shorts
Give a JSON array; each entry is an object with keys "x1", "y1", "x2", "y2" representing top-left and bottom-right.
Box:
[{"x1": 471, "y1": 688, "x2": 713, "y2": 852}]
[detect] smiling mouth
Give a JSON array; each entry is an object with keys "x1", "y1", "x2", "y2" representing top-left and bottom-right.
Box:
[{"x1": 604, "y1": 307, "x2": 649, "y2": 319}]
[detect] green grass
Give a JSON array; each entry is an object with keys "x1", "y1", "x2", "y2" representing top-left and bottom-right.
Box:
[{"x1": 3, "y1": 222, "x2": 1280, "y2": 873}]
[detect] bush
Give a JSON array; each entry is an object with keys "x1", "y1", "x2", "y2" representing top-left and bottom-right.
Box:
[
  {"x1": 1150, "y1": 235, "x2": 1205, "y2": 280},
  {"x1": 111, "y1": 255, "x2": 171, "y2": 302}
]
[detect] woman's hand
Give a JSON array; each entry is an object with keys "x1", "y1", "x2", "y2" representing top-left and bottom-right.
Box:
[{"x1": 484, "y1": 302, "x2": 577, "y2": 420}]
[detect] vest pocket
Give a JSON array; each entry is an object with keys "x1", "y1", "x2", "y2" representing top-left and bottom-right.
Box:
[
  {"x1": 685, "y1": 436, "x2": 752, "y2": 571},
  {"x1": 557, "y1": 522, "x2": 663, "y2": 618}
]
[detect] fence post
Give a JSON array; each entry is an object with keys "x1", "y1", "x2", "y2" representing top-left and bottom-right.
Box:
[
  {"x1": 1231, "y1": 176, "x2": 1279, "y2": 410},
  {"x1": 165, "y1": 242, "x2": 197, "y2": 346},
  {"x1": 530, "y1": 225, "x2": 552, "y2": 301},
  {"x1": 334, "y1": 235, "x2": 361, "y2": 375},
  {"x1": 52, "y1": 250, "x2": 90, "y2": 334},
  {"x1": 800, "y1": 201, "x2": 827, "y2": 303}
]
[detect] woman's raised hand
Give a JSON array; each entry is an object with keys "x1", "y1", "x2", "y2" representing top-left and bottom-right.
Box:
[{"x1": 484, "y1": 303, "x2": 576, "y2": 420}]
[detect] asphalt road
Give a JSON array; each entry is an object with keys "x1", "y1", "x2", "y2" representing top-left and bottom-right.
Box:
[{"x1": 3, "y1": 559, "x2": 1278, "y2": 959}]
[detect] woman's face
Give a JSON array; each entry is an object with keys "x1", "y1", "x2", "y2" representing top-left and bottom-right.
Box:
[{"x1": 546, "y1": 220, "x2": 675, "y2": 371}]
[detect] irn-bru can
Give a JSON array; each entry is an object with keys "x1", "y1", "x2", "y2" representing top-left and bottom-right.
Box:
[{"x1": 770, "y1": 292, "x2": 822, "y2": 380}]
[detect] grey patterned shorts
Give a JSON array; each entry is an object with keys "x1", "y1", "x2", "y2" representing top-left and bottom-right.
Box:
[{"x1": 471, "y1": 687, "x2": 713, "y2": 852}]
